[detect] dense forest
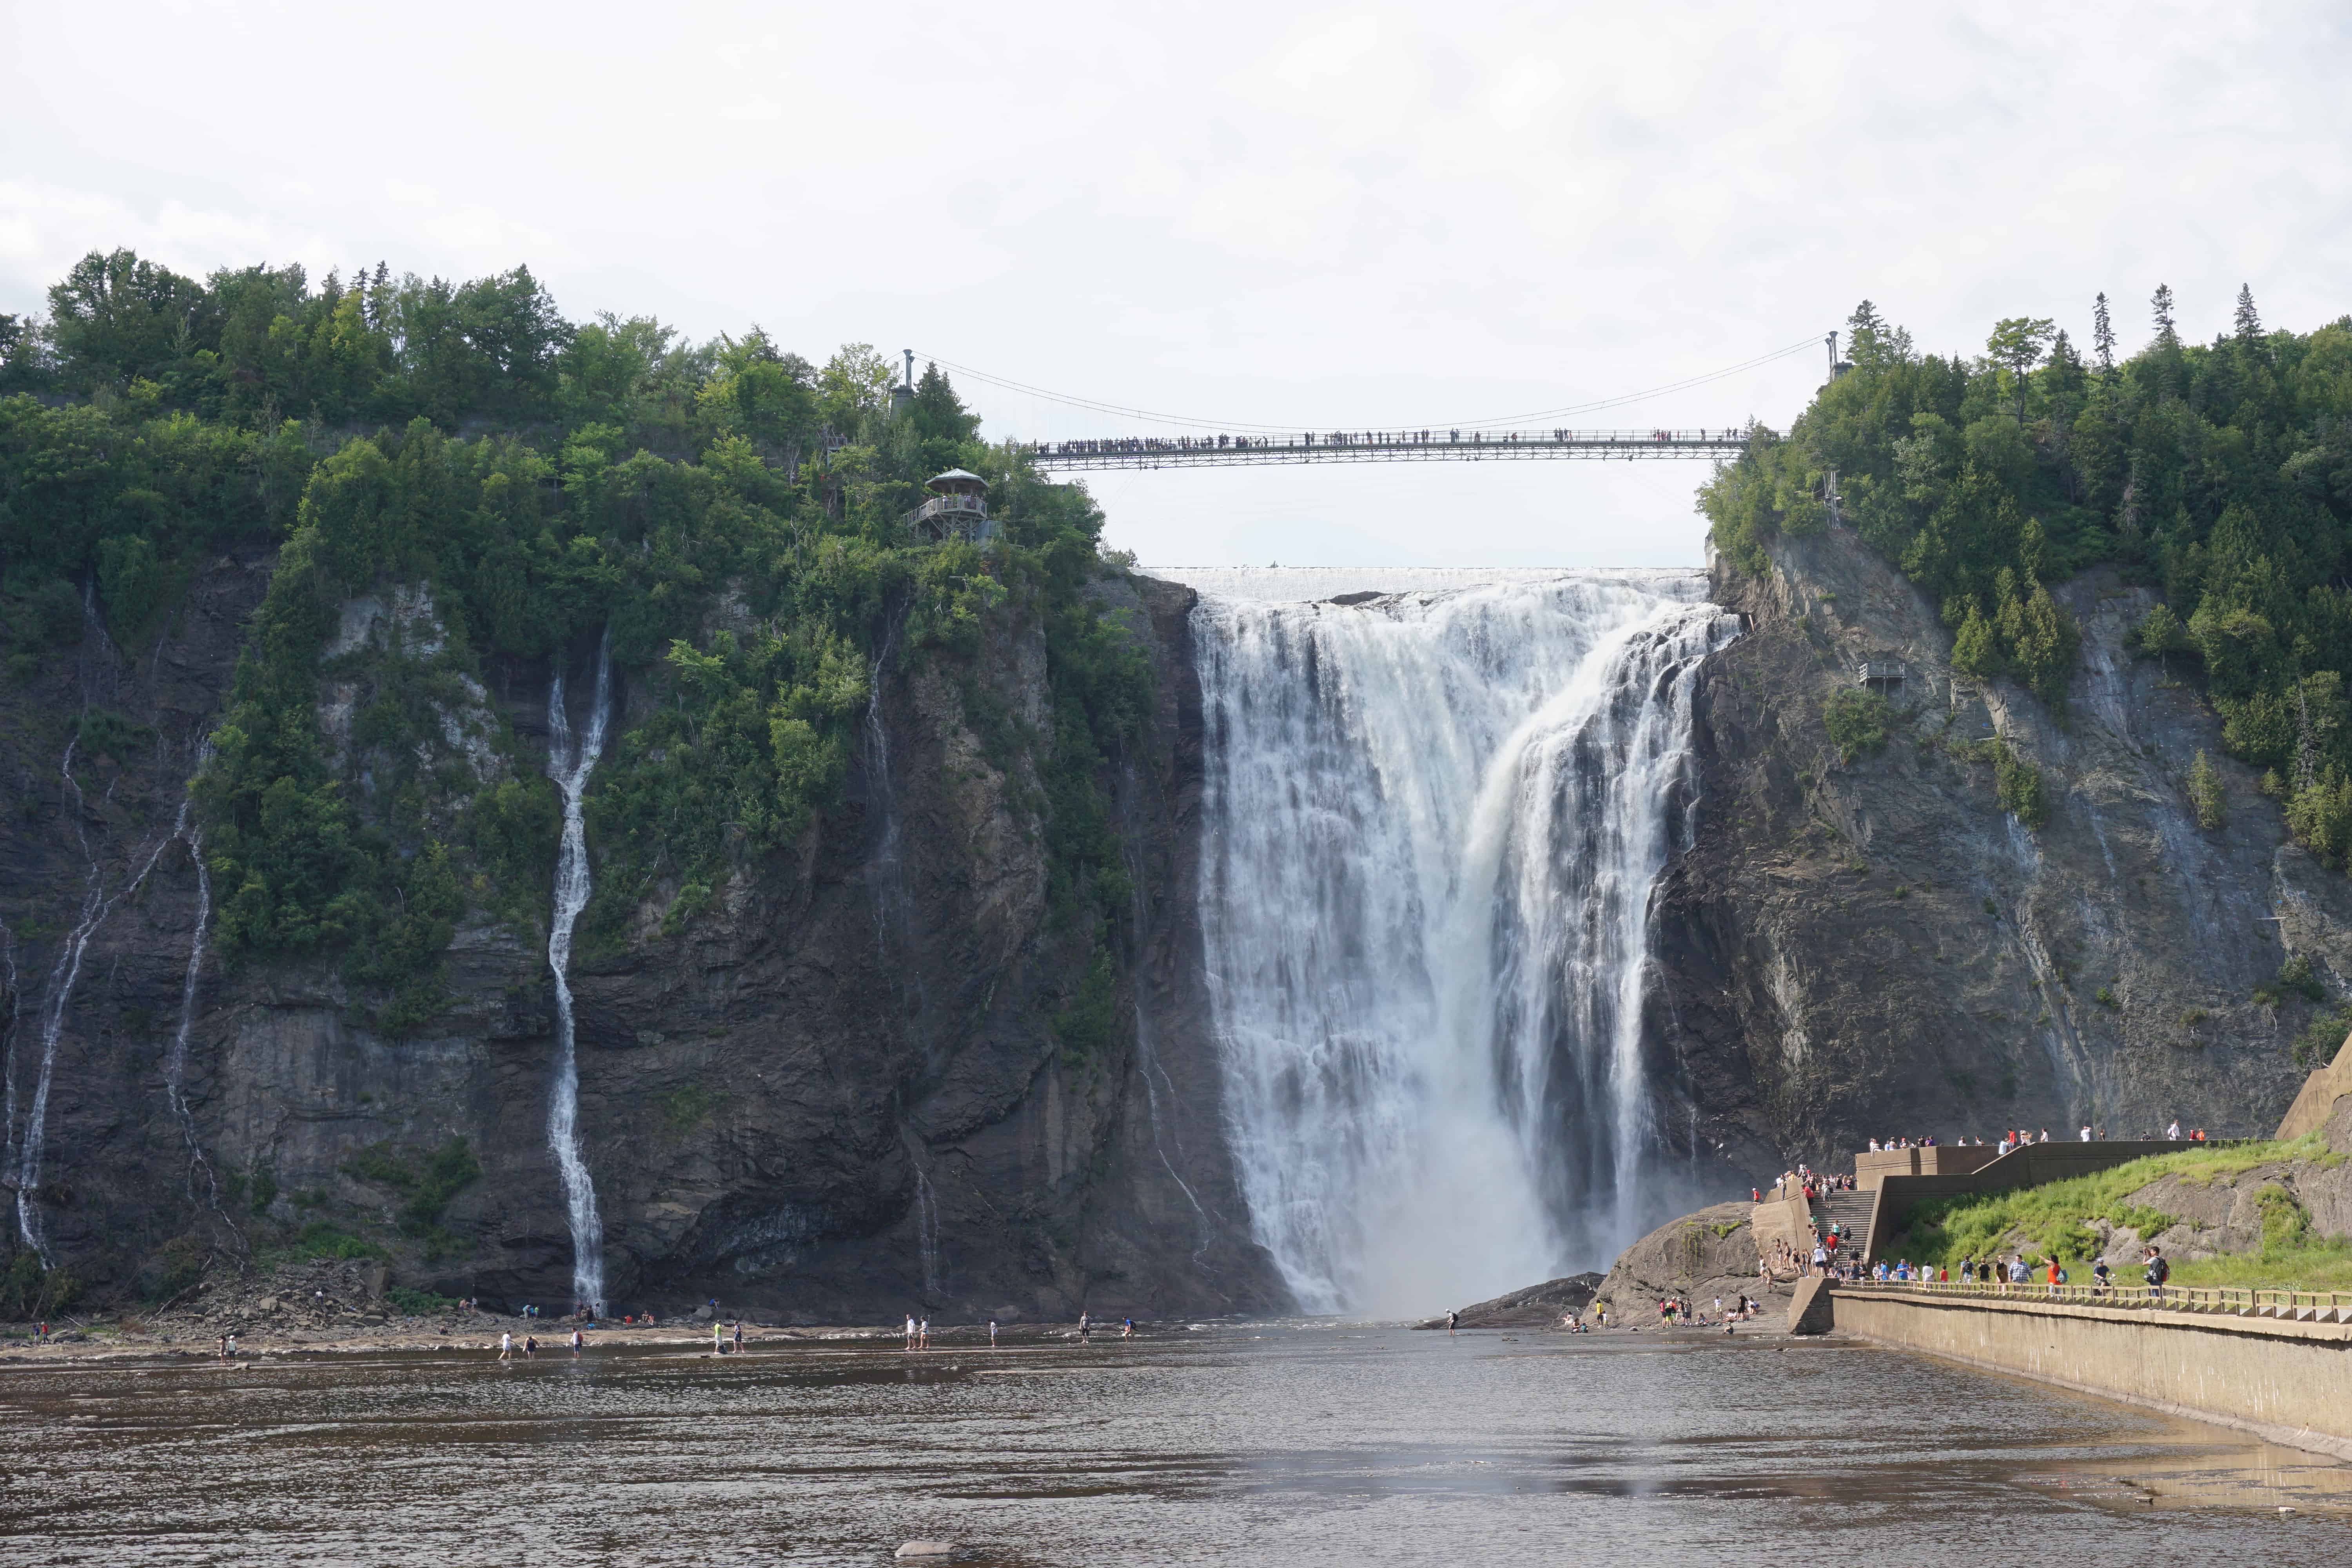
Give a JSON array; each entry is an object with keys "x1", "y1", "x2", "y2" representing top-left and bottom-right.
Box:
[
  {"x1": 1703, "y1": 288, "x2": 2352, "y2": 860},
  {"x1": 0, "y1": 250, "x2": 1148, "y2": 1032}
]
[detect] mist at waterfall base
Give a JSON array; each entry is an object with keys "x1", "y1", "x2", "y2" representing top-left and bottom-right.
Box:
[{"x1": 1165, "y1": 568, "x2": 1737, "y2": 1318}]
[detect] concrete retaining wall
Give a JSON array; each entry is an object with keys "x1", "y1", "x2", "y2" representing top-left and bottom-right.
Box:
[
  {"x1": 1831, "y1": 1288, "x2": 2352, "y2": 1461},
  {"x1": 1864, "y1": 1140, "x2": 2180, "y2": 1261},
  {"x1": 1748, "y1": 1195, "x2": 1814, "y2": 1256}
]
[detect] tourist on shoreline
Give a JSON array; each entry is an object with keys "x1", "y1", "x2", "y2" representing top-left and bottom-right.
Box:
[
  {"x1": 713, "y1": 1321, "x2": 725, "y2": 1356},
  {"x1": 499, "y1": 1331, "x2": 513, "y2": 1361},
  {"x1": 916, "y1": 1318, "x2": 928, "y2": 1351},
  {"x1": 524, "y1": 1334, "x2": 537, "y2": 1358},
  {"x1": 735, "y1": 1320, "x2": 746, "y2": 1354},
  {"x1": 904, "y1": 1314, "x2": 916, "y2": 1350},
  {"x1": 218, "y1": 1333, "x2": 228, "y2": 1361},
  {"x1": 989, "y1": 1319, "x2": 998, "y2": 1346},
  {"x1": 1079, "y1": 1311, "x2": 1091, "y2": 1343},
  {"x1": 571, "y1": 1327, "x2": 584, "y2": 1354},
  {"x1": 1122, "y1": 1317, "x2": 1134, "y2": 1339},
  {"x1": 227, "y1": 1333, "x2": 237, "y2": 1357}
]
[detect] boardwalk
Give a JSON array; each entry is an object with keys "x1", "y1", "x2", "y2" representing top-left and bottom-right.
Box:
[{"x1": 1024, "y1": 426, "x2": 1749, "y2": 471}]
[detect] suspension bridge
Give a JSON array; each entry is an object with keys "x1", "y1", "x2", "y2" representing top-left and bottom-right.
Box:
[
  {"x1": 904, "y1": 332, "x2": 1831, "y2": 474},
  {"x1": 1019, "y1": 426, "x2": 1750, "y2": 471}
]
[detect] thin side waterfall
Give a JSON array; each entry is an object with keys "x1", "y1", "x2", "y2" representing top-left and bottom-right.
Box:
[
  {"x1": 1, "y1": 918, "x2": 20, "y2": 1193},
  {"x1": 17, "y1": 741, "x2": 181, "y2": 1263},
  {"x1": 1119, "y1": 774, "x2": 1214, "y2": 1259},
  {"x1": 545, "y1": 633, "x2": 614, "y2": 1315},
  {"x1": 1173, "y1": 568, "x2": 1735, "y2": 1317},
  {"x1": 911, "y1": 1163, "x2": 942, "y2": 1302},
  {"x1": 163, "y1": 807, "x2": 226, "y2": 1218}
]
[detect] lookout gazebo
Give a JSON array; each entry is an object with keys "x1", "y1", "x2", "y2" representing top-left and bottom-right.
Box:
[{"x1": 905, "y1": 469, "x2": 992, "y2": 542}]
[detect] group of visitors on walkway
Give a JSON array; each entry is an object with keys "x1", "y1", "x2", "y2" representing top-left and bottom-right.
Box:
[
  {"x1": 1759, "y1": 1164, "x2": 1855, "y2": 1202},
  {"x1": 1026, "y1": 428, "x2": 1739, "y2": 458}
]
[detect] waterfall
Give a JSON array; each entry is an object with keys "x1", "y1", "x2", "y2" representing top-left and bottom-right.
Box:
[
  {"x1": 545, "y1": 633, "x2": 614, "y2": 1315},
  {"x1": 910, "y1": 1163, "x2": 942, "y2": 1302},
  {"x1": 1172, "y1": 568, "x2": 1735, "y2": 1316},
  {"x1": 17, "y1": 742, "x2": 182, "y2": 1263},
  {"x1": 163, "y1": 807, "x2": 225, "y2": 1217}
]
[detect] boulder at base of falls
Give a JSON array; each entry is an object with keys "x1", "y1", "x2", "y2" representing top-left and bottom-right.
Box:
[
  {"x1": 1414, "y1": 1272, "x2": 1604, "y2": 1329},
  {"x1": 1591, "y1": 1203, "x2": 1764, "y2": 1321}
]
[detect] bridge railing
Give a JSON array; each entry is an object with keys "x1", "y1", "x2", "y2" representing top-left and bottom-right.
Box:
[
  {"x1": 1840, "y1": 1276, "x2": 2352, "y2": 1321},
  {"x1": 1022, "y1": 426, "x2": 1751, "y2": 459}
]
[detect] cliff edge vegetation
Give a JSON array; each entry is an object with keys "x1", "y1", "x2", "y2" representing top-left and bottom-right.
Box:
[
  {"x1": 1, "y1": 250, "x2": 1144, "y2": 1034},
  {"x1": 1702, "y1": 289, "x2": 2352, "y2": 860}
]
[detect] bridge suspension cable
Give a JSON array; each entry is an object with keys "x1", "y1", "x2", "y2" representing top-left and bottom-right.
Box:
[{"x1": 916, "y1": 332, "x2": 1827, "y2": 442}]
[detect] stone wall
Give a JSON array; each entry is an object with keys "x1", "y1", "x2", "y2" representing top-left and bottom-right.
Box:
[
  {"x1": 1830, "y1": 1287, "x2": 2352, "y2": 1461},
  {"x1": 2277, "y1": 1034, "x2": 2352, "y2": 1142}
]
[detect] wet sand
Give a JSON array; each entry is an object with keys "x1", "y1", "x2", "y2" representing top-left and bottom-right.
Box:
[{"x1": 1, "y1": 1320, "x2": 2346, "y2": 1564}]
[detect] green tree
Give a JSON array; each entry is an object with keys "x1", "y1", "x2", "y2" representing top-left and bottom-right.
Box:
[
  {"x1": 2234, "y1": 284, "x2": 2262, "y2": 344},
  {"x1": 2092, "y1": 292, "x2": 2116, "y2": 373},
  {"x1": 2188, "y1": 750, "x2": 2227, "y2": 830},
  {"x1": 1985, "y1": 317, "x2": 2056, "y2": 420}
]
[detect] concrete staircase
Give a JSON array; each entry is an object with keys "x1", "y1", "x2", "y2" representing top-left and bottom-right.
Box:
[{"x1": 1815, "y1": 1189, "x2": 1875, "y2": 1263}]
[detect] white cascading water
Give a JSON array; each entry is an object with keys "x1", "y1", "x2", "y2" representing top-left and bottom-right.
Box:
[
  {"x1": 16, "y1": 741, "x2": 183, "y2": 1263},
  {"x1": 545, "y1": 635, "x2": 614, "y2": 1314},
  {"x1": 163, "y1": 811, "x2": 222, "y2": 1212},
  {"x1": 1171, "y1": 568, "x2": 1735, "y2": 1317}
]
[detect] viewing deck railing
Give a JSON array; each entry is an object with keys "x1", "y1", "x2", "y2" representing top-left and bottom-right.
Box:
[
  {"x1": 905, "y1": 493, "x2": 988, "y2": 533},
  {"x1": 1842, "y1": 1277, "x2": 2352, "y2": 1321}
]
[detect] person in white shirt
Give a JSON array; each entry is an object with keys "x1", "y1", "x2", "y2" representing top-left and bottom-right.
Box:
[{"x1": 2080, "y1": 1125, "x2": 2092, "y2": 1141}]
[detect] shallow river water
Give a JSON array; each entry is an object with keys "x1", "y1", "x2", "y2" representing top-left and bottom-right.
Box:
[{"x1": 2, "y1": 1323, "x2": 2347, "y2": 1564}]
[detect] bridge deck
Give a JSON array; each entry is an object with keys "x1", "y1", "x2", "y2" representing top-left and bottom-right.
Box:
[{"x1": 1024, "y1": 428, "x2": 1748, "y2": 471}]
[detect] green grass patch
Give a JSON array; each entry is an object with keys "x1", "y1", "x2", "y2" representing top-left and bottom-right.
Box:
[
  {"x1": 1891, "y1": 1138, "x2": 2343, "y2": 1269},
  {"x1": 341, "y1": 1137, "x2": 482, "y2": 1232},
  {"x1": 386, "y1": 1285, "x2": 458, "y2": 1316}
]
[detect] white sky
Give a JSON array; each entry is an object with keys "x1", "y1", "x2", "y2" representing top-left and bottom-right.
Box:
[{"x1": 5, "y1": 1, "x2": 2347, "y2": 569}]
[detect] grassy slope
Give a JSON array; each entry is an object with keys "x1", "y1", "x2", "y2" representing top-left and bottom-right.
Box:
[{"x1": 1891, "y1": 1137, "x2": 2352, "y2": 1290}]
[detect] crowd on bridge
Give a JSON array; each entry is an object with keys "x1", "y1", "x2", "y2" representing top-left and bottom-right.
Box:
[{"x1": 1023, "y1": 427, "x2": 1746, "y2": 458}]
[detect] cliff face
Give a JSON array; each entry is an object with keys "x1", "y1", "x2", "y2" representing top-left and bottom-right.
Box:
[
  {"x1": 0, "y1": 559, "x2": 1283, "y2": 1320},
  {"x1": 1647, "y1": 526, "x2": 2352, "y2": 1175}
]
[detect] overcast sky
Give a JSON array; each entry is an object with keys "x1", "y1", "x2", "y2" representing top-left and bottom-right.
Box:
[{"x1": 5, "y1": 1, "x2": 2347, "y2": 568}]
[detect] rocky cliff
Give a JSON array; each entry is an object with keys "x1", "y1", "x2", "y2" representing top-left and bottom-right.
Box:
[
  {"x1": 0, "y1": 555, "x2": 1283, "y2": 1321},
  {"x1": 1645, "y1": 525, "x2": 2352, "y2": 1178}
]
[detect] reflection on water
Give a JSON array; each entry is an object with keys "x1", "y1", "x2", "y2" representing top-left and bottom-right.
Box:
[{"x1": 0, "y1": 1324, "x2": 2344, "y2": 1564}]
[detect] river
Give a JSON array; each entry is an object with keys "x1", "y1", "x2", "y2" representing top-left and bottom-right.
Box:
[{"x1": 3, "y1": 1322, "x2": 2344, "y2": 1563}]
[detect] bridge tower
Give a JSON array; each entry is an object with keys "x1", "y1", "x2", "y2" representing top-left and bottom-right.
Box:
[{"x1": 891, "y1": 348, "x2": 916, "y2": 415}]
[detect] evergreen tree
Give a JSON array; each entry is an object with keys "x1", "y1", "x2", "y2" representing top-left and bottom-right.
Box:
[
  {"x1": 2151, "y1": 283, "x2": 2179, "y2": 348},
  {"x1": 2234, "y1": 283, "x2": 2262, "y2": 342},
  {"x1": 2091, "y1": 292, "x2": 2116, "y2": 372}
]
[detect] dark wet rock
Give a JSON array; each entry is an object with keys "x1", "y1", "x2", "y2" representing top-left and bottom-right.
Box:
[
  {"x1": 0, "y1": 562, "x2": 1281, "y2": 1324},
  {"x1": 1646, "y1": 526, "x2": 2352, "y2": 1181},
  {"x1": 1592, "y1": 1202, "x2": 1764, "y2": 1319},
  {"x1": 1413, "y1": 1272, "x2": 1603, "y2": 1329}
]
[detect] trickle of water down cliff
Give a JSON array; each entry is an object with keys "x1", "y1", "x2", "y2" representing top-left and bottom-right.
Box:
[{"x1": 1169, "y1": 569, "x2": 1739, "y2": 1317}]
